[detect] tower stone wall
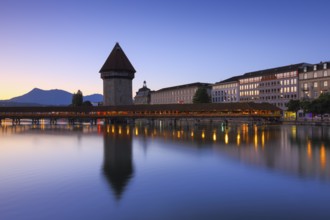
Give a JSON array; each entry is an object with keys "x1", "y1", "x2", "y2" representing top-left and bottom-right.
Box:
[{"x1": 103, "y1": 76, "x2": 133, "y2": 105}]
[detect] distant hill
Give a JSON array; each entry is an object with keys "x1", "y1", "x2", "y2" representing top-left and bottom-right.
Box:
[{"x1": 0, "y1": 88, "x2": 103, "y2": 106}]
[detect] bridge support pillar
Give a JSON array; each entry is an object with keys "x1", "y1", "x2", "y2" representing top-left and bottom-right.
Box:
[
  {"x1": 50, "y1": 118, "x2": 57, "y2": 125},
  {"x1": 32, "y1": 119, "x2": 40, "y2": 125},
  {"x1": 12, "y1": 118, "x2": 20, "y2": 125},
  {"x1": 68, "y1": 118, "x2": 75, "y2": 125},
  {"x1": 90, "y1": 119, "x2": 97, "y2": 125}
]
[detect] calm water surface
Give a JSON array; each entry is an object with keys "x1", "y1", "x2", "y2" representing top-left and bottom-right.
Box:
[{"x1": 1, "y1": 123, "x2": 330, "y2": 220}]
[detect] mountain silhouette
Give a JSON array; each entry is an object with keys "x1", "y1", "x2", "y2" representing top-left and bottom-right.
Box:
[{"x1": 0, "y1": 88, "x2": 103, "y2": 106}]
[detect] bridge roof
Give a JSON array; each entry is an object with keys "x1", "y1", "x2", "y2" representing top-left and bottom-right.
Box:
[
  {"x1": 0, "y1": 102, "x2": 281, "y2": 113},
  {"x1": 99, "y1": 43, "x2": 136, "y2": 74}
]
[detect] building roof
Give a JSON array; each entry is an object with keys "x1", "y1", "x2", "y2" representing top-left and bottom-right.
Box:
[
  {"x1": 99, "y1": 43, "x2": 136, "y2": 74},
  {"x1": 298, "y1": 61, "x2": 330, "y2": 73},
  {"x1": 215, "y1": 75, "x2": 241, "y2": 84},
  {"x1": 243, "y1": 63, "x2": 310, "y2": 78},
  {"x1": 154, "y1": 82, "x2": 211, "y2": 92}
]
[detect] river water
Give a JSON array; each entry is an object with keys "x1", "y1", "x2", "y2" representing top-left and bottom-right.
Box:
[{"x1": 1, "y1": 123, "x2": 330, "y2": 220}]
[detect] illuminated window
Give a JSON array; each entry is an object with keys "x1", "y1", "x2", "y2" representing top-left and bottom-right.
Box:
[
  {"x1": 314, "y1": 82, "x2": 318, "y2": 88},
  {"x1": 324, "y1": 63, "x2": 327, "y2": 69},
  {"x1": 314, "y1": 72, "x2": 318, "y2": 78},
  {"x1": 314, "y1": 65, "x2": 317, "y2": 71},
  {"x1": 324, "y1": 81, "x2": 328, "y2": 87},
  {"x1": 304, "y1": 74, "x2": 307, "y2": 79},
  {"x1": 324, "y1": 71, "x2": 328, "y2": 77}
]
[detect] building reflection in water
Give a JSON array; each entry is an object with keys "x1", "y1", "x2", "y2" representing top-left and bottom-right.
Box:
[
  {"x1": 102, "y1": 125, "x2": 134, "y2": 200},
  {"x1": 130, "y1": 123, "x2": 330, "y2": 181}
]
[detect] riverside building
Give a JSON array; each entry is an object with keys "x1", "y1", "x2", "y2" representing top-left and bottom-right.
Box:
[
  {"x1": 299, "y1": 62, "x2": 330, "y2": 99},
  {"x1": 150, "y1": 83, "x2": 211, "y2": 104},
  {"x1": 212, "y1": 76, "x2": 240, "y2": 103},
  {"x1": 134, "y1": 81, "x2": 151, "y2": 104},
  {"x1": 238, "y1": 63, "x2": 310, "y2": 111}
]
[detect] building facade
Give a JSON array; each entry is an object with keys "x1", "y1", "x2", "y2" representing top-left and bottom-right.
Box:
[
  {"x1": 299, "y1": 62, "x2": 330, "y2": 100},
  {"x1": 238, "y1": 63, "x2": 310, "y2": 110},
  {"x1": 150, "y1": 83, "x2": 211, "y2": 104},
  {"x1": 212, "y1": 76, "x2": 240, "y2": 103},
  {"x1": 134, "y1": 81, "x2": 151, "y2": 104},
  {"x1": 99, "y1": 43, "x2": 136, "y2": 106}
]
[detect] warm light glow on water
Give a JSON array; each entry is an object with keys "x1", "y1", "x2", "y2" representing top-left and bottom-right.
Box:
[
  {"x1": 307, "y1": 140, "x2": 312, "y2": 160},
  {"x1": 320, "y1": 144, "x2": 327, "y2": 170},
  {"x1": 224, "y1": 133, "x2": 229, "y2": 144},
  {"x1": 237, "y1": 133, "x2": 241, "y2": 146},
  {"x1": 212, "y1": 131, "x2": 217, "y2": 142},
  {"x1": 1, "y1": 124, "x2": 330, "y2": 220}
]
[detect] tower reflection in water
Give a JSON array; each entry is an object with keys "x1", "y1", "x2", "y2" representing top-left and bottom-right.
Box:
[{"x1": 102, "y1": 125, "x2": 134, "y2": 200}]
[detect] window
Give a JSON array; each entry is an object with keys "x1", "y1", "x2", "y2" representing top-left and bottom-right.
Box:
[
  {"x1": 324, "y1": 63, "x2": 327, "y2": 69},
  {"x1": 325, "y1": 81, "x2": 328, "y2": 87},
  {"x1": 303, "y1": 83, "x2": 308, "y2": 90},
  {"x1": 304, "y1": 67, "x2": 307, "y2": 72},
  {"x1": 314, "y1": 72, "x2": 318, "y2": 78},
  {"x1": 314, "y1": 65, "x2": 317, "y2": 71},
  {"x1": 304, "y1": 74, "x2": 307, "y2": 79},
  {"x1": 314, "y1": 82, "x2": 318, "y2": 88},
  {"x1": 324, "y1": 71, "x2": 328, "y2": 77}
]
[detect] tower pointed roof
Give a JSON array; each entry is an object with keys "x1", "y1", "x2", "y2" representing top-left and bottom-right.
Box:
[{"x1": 99, "y1": 43, "x2": 136, "y2": 73}]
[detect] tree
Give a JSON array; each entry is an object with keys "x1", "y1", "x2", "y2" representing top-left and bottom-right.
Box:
[
  {"x1": 82, "y1": 101, "x2": 93, "y2": 106},
  {"x1": 72, "y1": 90, "x2": 83, "y2": 106},
  {"x1": 286, "y1": 100, "x2": 300, "y2": 120},
  {"x1": 193, "y1": 87, "x2": 211, "y2": 103},
  {"x1": 300, "y1": 99, "x2": 312, "y2": 114}
]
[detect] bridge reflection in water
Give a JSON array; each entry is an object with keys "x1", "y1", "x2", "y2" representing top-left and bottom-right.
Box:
[
  {"x1": 100, "y1": 123, "x2": 330, "y2": 200},
  {"x1": 1, "y1": 123, "x2": 329, "y2": 201}
]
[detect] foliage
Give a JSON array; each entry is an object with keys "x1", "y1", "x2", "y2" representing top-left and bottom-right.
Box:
[
  {"x1": 72, "y1": 90, "x2": 83, "y2": 106},
  {"x1": 82, "y1": 101, "x2": 93, "y2": 106},
  {"x1": 193, "y1": 87, "x2": 211, "y2": 103},
  {"x1": 286, "y1": 100, "x2": 301, "y2": 120},
  {"x1": 287, "y1": 93, "x2": 330, "y2": 118}
]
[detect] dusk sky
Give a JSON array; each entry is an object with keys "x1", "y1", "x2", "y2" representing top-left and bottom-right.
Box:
[{"x1": 1, "y1": 0, "x2": 329, "y2": 100}]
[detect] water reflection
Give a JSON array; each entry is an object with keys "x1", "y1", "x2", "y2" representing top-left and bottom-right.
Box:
[
  {"x1": 1, "y1": 123, "x2": 330, "y2": 182},
  {"x1": 130, "y1": 124, "x2": 330, "y2": 181},
  {"x1": 102, "y1": 125, "x2": 134, "y2": 200}
]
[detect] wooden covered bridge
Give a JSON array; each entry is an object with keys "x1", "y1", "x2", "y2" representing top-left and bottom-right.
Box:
[{"x1": 0, "y1": 102, "x2": 281, "y2": 125}]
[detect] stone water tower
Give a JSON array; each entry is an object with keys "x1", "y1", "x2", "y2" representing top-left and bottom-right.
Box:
[{"x1": 99, "y1": 43, "x2": 136, "y2": 106}]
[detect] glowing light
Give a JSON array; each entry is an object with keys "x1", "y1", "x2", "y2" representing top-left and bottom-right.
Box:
[
  {"x1": 212, "y1": 132, "x2": 217, "y2": 141},
  {"x1": 202, "y1": 131, "x2": 205, "y2": 139},
  {"x1": 111, "y1": 125, "x2": 115, "y2": 134},
  {"x1": 225, "y1": 133, "x2": 228, "y2": 144},
  {"x1": 320, "y1": 144, "x2": 326, "y2": 170},
  {"x1": 261, "y1": 131, "x2": 265, "y2": 148},
  {"x1": 135, "y1": 127, "x2": 139, "y2": 136},
  {"x1": 237, "y1": 133, "x2": 240, "y2": 146},
  {"x1": 177, "y1": 131, "x2": 181, "y2": 138},
  {"x1": 126, "y1": 126, "x2": 130, "y2": 135},
  {"x1": 191, "y1": 131, "x2": 194, "y2": 137},
  {"x1": 291, "y1": 126, "x2": 296, "y2": 138},
  {"x1": 118, "y1": 126, "x2": 122, "y2": 135},
  {"x1": 144, "y1": 127, "x2": 148, "y2": 135},
  {"x1": 307, "y1": 140, "x2": 312, "y2": 160}
]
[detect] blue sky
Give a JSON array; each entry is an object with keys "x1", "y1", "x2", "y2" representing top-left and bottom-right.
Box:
[{"x1": 0, "y1": 0, "x2": 329, "y2": 99}]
